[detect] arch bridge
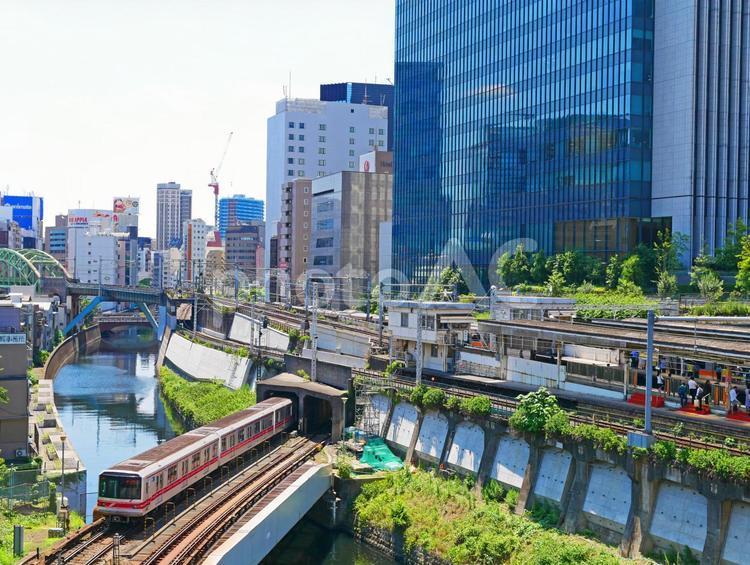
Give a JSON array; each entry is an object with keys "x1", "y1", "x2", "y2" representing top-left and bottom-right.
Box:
[{"x1": 0, "y1": 248, "x2": 70, "y2": 287}]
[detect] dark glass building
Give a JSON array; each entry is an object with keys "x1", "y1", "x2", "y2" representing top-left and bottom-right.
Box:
[
  {"x1": 320, "y1": 82, "x2": 395, "y2": 150},
  {"x1": 393, "y1": 1, "x2": 667, "y2": 286}
]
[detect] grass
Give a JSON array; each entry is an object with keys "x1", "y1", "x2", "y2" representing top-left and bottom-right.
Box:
[
  {"x1": 354, "y1": 469, "x2": 642, "y2": 564},
  {"x1": 0, "y1": 510, "x2": 85, "y2": 564},
  {"x1": 159, "y1": 366, "x2": 256, "y2": 428}
]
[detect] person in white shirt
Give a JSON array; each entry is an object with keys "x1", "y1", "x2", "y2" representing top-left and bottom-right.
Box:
[{"x1": 688, "y1": 378, "x2": 698, "y2": 406}]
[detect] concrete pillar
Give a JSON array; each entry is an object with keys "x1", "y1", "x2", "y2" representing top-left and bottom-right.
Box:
[
  {"x1": 331, "y1": 397, "x2": 345, "y2": 443},
  {"x1": 404, "y1": 408, "x2": 425, "y2": 467},
  {"x1": 381, "y1": 396, "x2": 396, "y2": 439},
  {"x1": 298, "y1": 394, "x2": 306, "y2": 436},
  {"x1": 562, "y1": 450, "x2": 591, "y2": 533},
  {"x1": 476, "y1": 426, "x2": 503, "y2": 488},
  {"x1": 700, "y1": 497, "x2": 730, "y2": 565},
  {"x1": 515, "y1": 438, "x2": 542, "y2": 515},
  {"x1": 438, "y1": 415, "x2": 459, "y2": 468},
  {"x1": 621, "y1": 459, "x2": 658, "y2": 558}
]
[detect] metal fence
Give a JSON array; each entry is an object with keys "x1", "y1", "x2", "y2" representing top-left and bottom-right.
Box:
[{"x1": 0, "y1": 479, "x2": 53, "y2": 511}]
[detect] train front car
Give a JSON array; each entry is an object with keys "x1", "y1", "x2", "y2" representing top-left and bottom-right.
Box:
[{"x1": 95, "y1": 471, "x2": 144, "y2": 520}]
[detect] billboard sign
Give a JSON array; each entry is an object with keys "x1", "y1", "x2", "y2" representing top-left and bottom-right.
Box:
[
  {"x1": 113, "y1": 197, "x2": 139, "y2": 215},
  {"x1": 67, "y1": 209, "x2": 112, "y2": 228},
  {"x1": 2, "y1": 195, "x2": 43, "y2": 230}
]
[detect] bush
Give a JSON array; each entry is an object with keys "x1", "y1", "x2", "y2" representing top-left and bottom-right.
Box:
[
  {"x1": 390, "y1": 499, "x2": 411, "y2": 529},
  {"x1": 530, "y1": 500, "x2": 561, "y2": 529},
  {"x1": 384, "y1": 360, "x2": 405, "y2": 377},
  {"x1": 296, "y1": 369, "x2": 310, "y2": 380},
  {"x1": 337, "y1": 459, "x2": 353, "y2": 479},
  {"x1": 409, "y1": 384, "x2": 428, "y2": 406},
  {"x1": 481, "y1": 479, "x2": 505, "y2": 503},
  {"x1": 459, "y1": 395, "x2": 492, "y2": 418},
  {"x1": 689, "y1": 301, "x2": 750, "y2": 316},
  {"x1": 651, "y1": 440, "x2": 678, "y2": 461},
  {"x1": 504, "y1": 488, "x2": 519, "y2": 509},
  {"x1": 445, "y1": 396, "x2": 462, "y2": 412},
  {"x1": 509, "y1": 388, "x2": 562, "y2": 433},
  {"x1": 421, "y1": 387, "x2": 446, "y2": 410}
]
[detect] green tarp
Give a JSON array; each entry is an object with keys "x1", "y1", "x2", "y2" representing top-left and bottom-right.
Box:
[{"x1": 359, "y1": 437, "x2": 403, "y2": 471}]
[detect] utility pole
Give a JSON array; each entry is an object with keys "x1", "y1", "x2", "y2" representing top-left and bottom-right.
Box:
[
  {"x1": 233, "y1": 264, "x2": 239, "y2": 308},
  {"x1": 415, "y1": 302, "x2": 423, "y2": 386},
  {"x1": 365, "y1": 275, "x2": 372, "y2": 323},
  {"x1": 192, "y1": 259, "x2": 198, "y2": 340},
  {"x1": 645, "y1": 309, "x2": 655, "y2": 434},
  {"x1": 377, "y1": 282, "x2": 384, "y2": 347},
  {"x1": 311, "y1": 282, "x2": 318, "y2": 382}
]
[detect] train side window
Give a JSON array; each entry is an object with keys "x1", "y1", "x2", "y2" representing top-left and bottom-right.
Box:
[
  {"x1": 192, "y1": 452, "x2": 201, "y2": 469},
  {"x1": 213, "y1": 444, "x2": 218, "y2": 458},
  {"x1": 167, "y1": 465, "x2": 177, "y2": 484},
  {"x1": 238, "y1": 428, "x2": 245, "y2": 442},
  {"x1": 181, "y1": 460, "x2": 188, "y2": 475},
  {"x1": 230, "y1": 435, "x2": 236, "y2": 447},
  {"x1": 221, "y1": 437, "x2": 227, "y2": 452}
]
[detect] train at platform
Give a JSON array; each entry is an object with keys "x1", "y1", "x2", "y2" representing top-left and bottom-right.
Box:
[{"x1": 94, "y1": 396, "x2": 295, "y2": 521}]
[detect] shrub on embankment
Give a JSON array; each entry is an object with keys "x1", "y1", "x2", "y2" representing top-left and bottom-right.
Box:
[
  {"x1": 354, "y1": 468, "x2": 633, "y2": 564},
  {"x1": 511, "y1": 388, "x2": 750, "y2": 483},
  {"x1": 158, "y1": 366, "x2": 256, "y2": 428}
]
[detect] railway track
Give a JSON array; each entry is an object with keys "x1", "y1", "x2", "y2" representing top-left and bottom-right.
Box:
[
  {"x1": 355, "y1": 370, "x2": 749, "y2": 456},
  {"x1": 134, "y1": 436, "x2": 321, "y2": 564},
  {"x1": 18, "y1": 518, "x2": 119, "y2": 565}
]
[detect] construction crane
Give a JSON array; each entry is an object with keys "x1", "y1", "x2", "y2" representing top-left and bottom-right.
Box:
[{"x1": 209, "y1": 131, "x2": 234, "y2": 228}]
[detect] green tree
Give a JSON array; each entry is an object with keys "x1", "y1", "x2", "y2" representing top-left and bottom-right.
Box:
[
  {"x1": 619, "y1": 254, "x2": 644, "y2": 288},
  {"x1": 604, "y1": 254, "x2": 622, "y2": 289},
  {"x1": 239, "y1": 286, "x2": 266, "y2": 302},
  {"x1": 714, "y1": 219, "x2": 748, "y2": 271},
  {"x1": 654, "y1": 229, "x2": 687, "y2": 275},
  {"x1": 736, "y1": 235, "x2": 750, "y2": 295},
  {"x1": 529, "y1": 250, "x2": 549, "y2": 284},
  {"x1": 0, "y1": 386, "x2": 7, "y2": 405},
  {"x1": 656, "y1": 270, "x2": 678, "y2": 298},
  {"x1": 497, "y1": 245, "x2": 530, "y2": 287},
  {"x1": 545, "y1": 270, "x2": 566, "y2": 297},
  {"x1": 546, "y1": 250, "x2": 603, "y2": 286},
  {"x1": 690, "y1": 263, "x2": 724, "y2": 301}
]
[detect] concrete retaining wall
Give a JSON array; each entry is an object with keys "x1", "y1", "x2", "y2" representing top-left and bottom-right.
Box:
[
  {"x1": 373, "y1": 399, "x2": 750, "y2": 561},
  {"x1": 164, "y1": 333, "x2": 250, "y2": 389},
  {"x1": 316, "y1": 325, "x2": 371, "y2": 358},
  {"x1": 506, "y1": 357, "x2": 563, "y2": 389},
  {"x1": 44, "y1": 325, "x2": 101, "y2": 380},
  {"x1": 229, "y1": 313, "x2": 289, "y2": 351}
]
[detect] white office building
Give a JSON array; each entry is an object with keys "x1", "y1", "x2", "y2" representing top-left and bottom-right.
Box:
[
  {"x1": 265, "y1": 98, "x2": 388, "y2": 267},
  {"x1": 156, "y1": 182, "x2": 182, "y2": 251},
  {"x1": 66, "y1": 210, "x2": 119, "y2": 285},
  {"x1": 180, "y1": 218, "x2": 209, "y2": 287}
]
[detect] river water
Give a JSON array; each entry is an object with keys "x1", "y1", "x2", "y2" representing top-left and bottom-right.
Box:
[{"x1": 53, "y1": 332, "x2": 391, "y2": 563}]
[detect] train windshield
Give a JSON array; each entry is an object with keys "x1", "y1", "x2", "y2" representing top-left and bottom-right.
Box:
[{"x1": 99, "y1": 473, "x2": 141, "y2": 500}]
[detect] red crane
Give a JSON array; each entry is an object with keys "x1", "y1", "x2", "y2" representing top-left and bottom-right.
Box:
[{"x1": 209, "y1": 131, "x2": 234, "y2": 228}]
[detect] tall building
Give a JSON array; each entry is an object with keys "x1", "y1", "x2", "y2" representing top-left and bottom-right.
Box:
[
  {"x1": 265, "y1": 98, "x2": 388, "y2": 268},
  {"x1": 320, "y1": 82, "x2": 395, "y2": 149},
  {"x1": 180, "y1": 218, "x2": 209, "y2": 287},
  {"x1": 225, "y1": 220, "x2": 265, "y2": 280},
  {"x1": 179, "y1": 190, "x2": 193, "y2": 236},
  {"x1": 393, "y1": 1, "x2": 665, "y2": 286},
  {"x1": 156, "y1": 182, "x2": 182, "y2": 251},
  {"x1": 0, "y1": 195, "x2": 44, "y2": 249},
  {"x1": 651, "y1": 1, "x2": 750, "y2": 258},
  {"x1": 310, "y1": 155, "x2": 393, "y2": 283},
  {"x1": 277, "y1": 178, "x2": 313, "y2": 285},
  {"x1": 66, "y1": 210, "x2": 119, "y2": 285},
  {"x1": 44, "y1": 214, "x2": 68, "y2": 263},
  {"x1": 218, "y1": 195, "x2": 264, "y2": 238}
]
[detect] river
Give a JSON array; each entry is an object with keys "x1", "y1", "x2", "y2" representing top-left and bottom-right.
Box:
[{"x1": 53, "y1": 331, "x2": 392, "y2": 563}]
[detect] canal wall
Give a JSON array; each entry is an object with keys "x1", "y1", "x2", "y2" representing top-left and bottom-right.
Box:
[
  {"x1": 163, "y1": 332, "x2": 251, "y2": 389},
  {"x1": 376, "y1": 398, "x2": 750, "y2": 563},
  {"x1": 43, "y1": 325, "x2": 101, "y2": 380}
]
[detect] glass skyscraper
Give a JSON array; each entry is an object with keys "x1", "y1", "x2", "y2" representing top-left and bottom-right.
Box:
[
  {"x1": 218, "y1": 195, "x2": 264, "y2": 239},
  {"x1": 393, "y1": 0, "x2": 667, "y2": 286}
]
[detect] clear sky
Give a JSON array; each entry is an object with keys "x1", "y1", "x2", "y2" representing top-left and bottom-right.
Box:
[{"x1": 0, "y1": 0, "x2": 395, "y2": 238}]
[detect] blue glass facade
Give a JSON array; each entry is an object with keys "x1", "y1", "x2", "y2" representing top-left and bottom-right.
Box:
[
  {"x1": 393, "y1": 0, "x2": 666, "y2": 286},
  {"x1": 218, "y1": 195, "x2": 264, "y2": 239}
]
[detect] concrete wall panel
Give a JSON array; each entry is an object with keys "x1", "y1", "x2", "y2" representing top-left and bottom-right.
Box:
[
  {"x1": 165, "y1": 333, "x2": 250, "y2": 389},
  {"x1": 721, "y1": 502, "x2": 750, "y2": 565},
  {"x1": 490, "y1": 437, "x2": 530, "y2": 489},
  {"x1": 364, "y1": 394, "x2": 391, "y2": 437},
  {"x1": 582, "y1": 464, "x2": 631, "y2": 532},
  {"x1": 446, "y1": 421, "x2": 484, "y2": 473},
  {"x1": 386, "y1": 402, "x2": 418, "y2": 448},
  {"x1": 532, "y1": 449, "x2": 572, "y2": 503},
  {"x1": 229, "y1": 313, "x2": 289, "y2": 351},
  {"x1": 415, "y1": 411, "x2": 449, "y2": 460},
  {"x1": 649, "y1": 482, "x2": 707, "y2": 553}
]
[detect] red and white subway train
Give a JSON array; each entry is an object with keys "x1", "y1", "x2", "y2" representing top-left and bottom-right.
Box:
[{"x1": 94, "y1": 397, "x2": 295, "y2": 520}]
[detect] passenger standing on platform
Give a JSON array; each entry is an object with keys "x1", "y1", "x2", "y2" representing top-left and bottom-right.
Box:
[
  {"x1": 745, "y1": 386, "x2": 750, "y2": 413},
  {"x1": 696, "y1": 385, "x2": 704, "y2": 410},
  {"x1": 688, "y1": 377, "x2": 698, "y2": 406},
  {"x1": 729, "y1": 386, "x2": 739, "y2": 414},
  {"x1": 656, "y1": 372, "x2": 665, "y2": 396},
  {"x1": 677, "y1": 382, "x2": 688, "y2": 407}
]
